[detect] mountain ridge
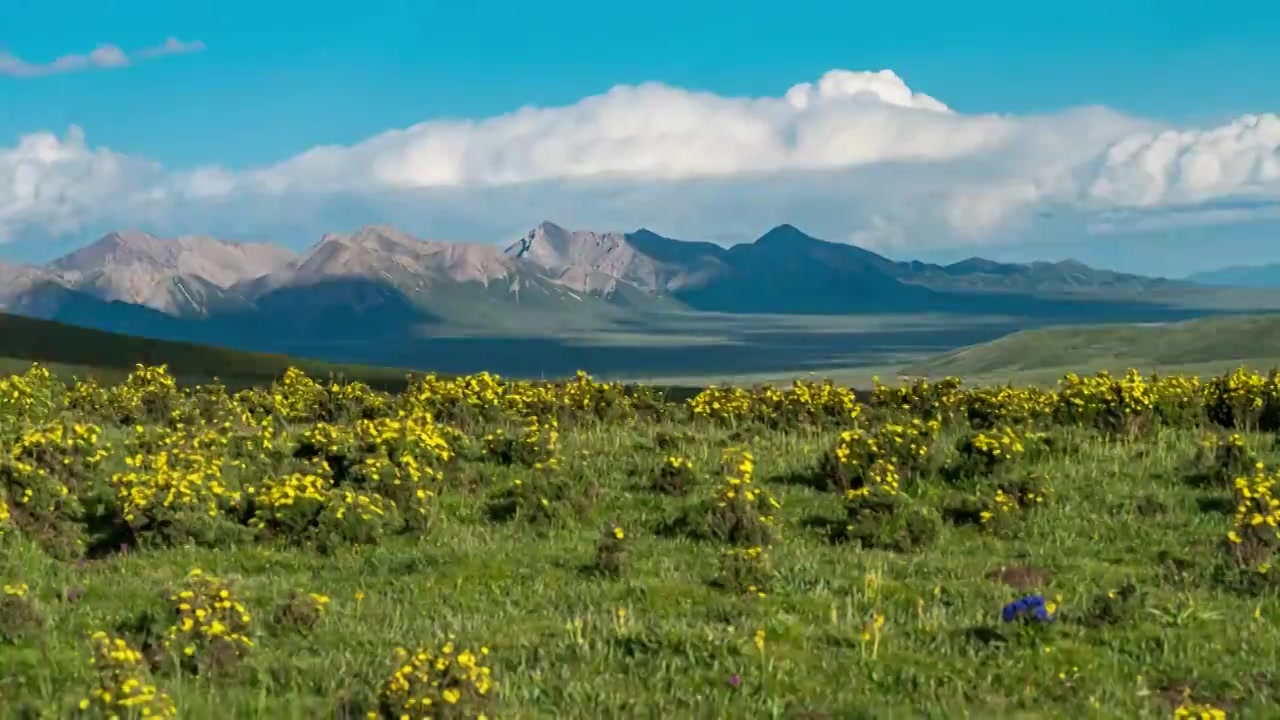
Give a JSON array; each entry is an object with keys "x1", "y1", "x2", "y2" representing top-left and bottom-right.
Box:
[
  {"x1": 0, "y1": 220, "x2": 1227, "y2": 372},
  {"x1": 1186, "y1": 263, "x2": 1280, "y2": 289},
  {"x1": 1, "y1": 221, "x2": 1190, "y2": 316}
]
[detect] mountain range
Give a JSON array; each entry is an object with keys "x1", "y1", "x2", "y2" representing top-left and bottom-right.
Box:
[
  {"x1": 1186, "y1": 264, "x2": 1280, "y2": 289},
  {"x1": 0, "y1": 222, "x2": 1240, "y2": 373}
]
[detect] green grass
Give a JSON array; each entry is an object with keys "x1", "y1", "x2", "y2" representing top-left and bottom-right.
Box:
[
  {"x1": 903, "y1": 313, "x2": 1280, "y2": 385},
  {"x1": 0, "y1": 374, "x2": 1273, "y2": 717}
]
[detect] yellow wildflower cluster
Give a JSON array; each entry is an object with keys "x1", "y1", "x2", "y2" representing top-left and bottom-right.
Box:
[
  {"x1": 111, "y1": 425, "x2": 238, "y2": 525},
  {"x1": 830, "y1": 419, "x2": 938, "y2": 496},
  {"x1": 105, "y1": 363, "x2": 181, "y2": 424},
  {"x1": 4, "y1": 420, "x2": 109, "y2": 511},
  {"x1": 80, "y1": 631, "x2": 176, "y2": 719},
  {"x1": 689, "y1": 379, "x2": 863, "y2": 427},
  {"x1": 483, "y1": 415, "x2": 560, "y2": 471},
  {"x1": 871, "y1": 376, "x2": 965, "y2": 421},
  {"x1": 716, "y1": 449, "x2": 778, "y2": 516},
  {"x1": 165, "y1": 569, "x2": 255, "y2": 663},
  {"x1": 979, "y1": 488, "x2": 1019, "y2": 527},
  {"x1": 1204, "y1": 367, "x2": 1280, "y2": 430},
  {"x1": 652, "y1": 454, "x2": 698, "y2": 495},
  {"x1": 399, "y1": 369, "x2": 648, "y2": 429},
  {"x1": 866, "y1": 368, "x2": 1218, "y2": 433},
  {"x1": 375, "y1": 638, "x2": 495, "y2": 720},
  {"x1": 1054, "y1": 369, "x2": 1203, "y2": 432},
  {"x1": 664, "y1": 454, "x2": 693, "y2": 473},
  {"x1": 967, "y1": 427, "x2": 1026, "y2": 459},
  {"x1": 272, "y1": 367, "x2": 331, "y2": 422},
  {"x1": 0, "y1": 363, "x2": 60, "y2": 423},
  {"x1": 962, "y1": 385, "x2": 1058, "y2": 427},
  {"x1": 1227, "y1": 468, "x2": 1280, "y2": 572}
]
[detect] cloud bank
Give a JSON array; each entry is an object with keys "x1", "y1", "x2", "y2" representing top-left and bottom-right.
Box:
[
  {"x1": 0, "y1": 37, "x2": 204, "y2": 78},
  {"x1": 2, "y1": 68, "x2": 1278, "y2": 268}
]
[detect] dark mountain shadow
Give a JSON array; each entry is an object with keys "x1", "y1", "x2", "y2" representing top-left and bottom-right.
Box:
[
  {"x1": 205, "y1": 277, "x2": 446, "y2": 347},
  {"x1": 10, "y1": 281, "x2": 206, "y2": 342},
  {"x1": 632, "y1": 226, "x2": 1199, "y2": 321}
]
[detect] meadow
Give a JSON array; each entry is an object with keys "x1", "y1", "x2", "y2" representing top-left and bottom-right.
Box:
[{"x1": 2, "y1": 364, "x2": 1279, "y2": 718}]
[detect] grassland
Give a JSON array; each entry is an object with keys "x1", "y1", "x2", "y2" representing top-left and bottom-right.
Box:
[
  {"x1": 901, "y1": 313, "x2": 1280, "y2": 387},
  {"x1": 0, "y1": 364, "x2": 1275, "y2": 718}
]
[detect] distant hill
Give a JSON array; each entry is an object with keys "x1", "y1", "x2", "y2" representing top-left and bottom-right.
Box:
[
  {"x1": 1187, "y1": 264, "x2": 1280, "y2": 288},
  {"x1": 900, "y1": 314, "x2": 1280, "y2": 382},
  {"x1": 0, "y1": 221, "x2": 1270, "y2": 374},
  {"x1": 0, "y1": 310, "x2": 413, "y2": 391}
]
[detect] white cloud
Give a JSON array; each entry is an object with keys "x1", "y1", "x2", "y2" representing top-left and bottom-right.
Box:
[
  {"x1": 1083, "y1": 114, "x2": 1280, "y2": 207},
  {"x1": 243, "y1": 70, "x2": 1018, "y2": 193},
  {"x1": 0, "y1": 37, "x2": 204, "y2": 77},
  {"x1": 137, "y1": 37, "x2": 207, "y2": 60},
  {"x1": 1, "y1": 68, "x2": 1279, "y2": 267},
  {"x1": 0, "y1": 127, "x2": 165, "y2": 243}
]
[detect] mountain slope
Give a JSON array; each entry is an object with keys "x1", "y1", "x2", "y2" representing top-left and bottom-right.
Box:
[
  {"x1": 236, "y1": 225, "x2": 627, "y2": 336},
  {"x1": 897, "y1": 257, "x2": 1186, "y2": 297},
  {"x1": 1187, "y1": 264, "x2": 1280, "y2": 288},
  {"x1": 495, "y1": 222, "x2": 1195, "y2": 317},
  {"x1": 901, "y1": 314, "x2": 1280, "y2": 380},
  {"x1": 48, "y1": 230, "x2": 295, "y2": 316}
]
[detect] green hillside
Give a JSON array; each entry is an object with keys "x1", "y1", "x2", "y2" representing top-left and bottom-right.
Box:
[
  {"x1": 0, "y1": 311, "x2": 414, "y2": 391},
  {"x1": 901, "y1": 313, "x2": 1280, "y2": 384}
]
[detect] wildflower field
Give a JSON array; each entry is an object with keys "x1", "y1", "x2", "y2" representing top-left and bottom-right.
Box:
[{"x1": 6, "y1": 364, "x2": 1280, "y2": 718}]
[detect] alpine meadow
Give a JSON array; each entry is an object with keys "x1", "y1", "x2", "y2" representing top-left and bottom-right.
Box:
[
  {"x1": 7, "y1": 3, "x2": 1280, "y2": 718},
  {"x1": 2, "y1": 361, "x2": 1279, "y2": 718}
]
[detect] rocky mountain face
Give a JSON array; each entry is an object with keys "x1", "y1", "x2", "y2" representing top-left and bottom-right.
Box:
[
  {"x1": 0, "y1": 220, "x2": 1198, "y2": 361},
  {"x1": 1, "y1": 231, "x2": 295, "y2": 320}
]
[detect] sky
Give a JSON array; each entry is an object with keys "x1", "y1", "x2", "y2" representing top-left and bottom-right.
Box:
[{"x1": 2, "y1": 0, "x2": 1279, "y2": 276}]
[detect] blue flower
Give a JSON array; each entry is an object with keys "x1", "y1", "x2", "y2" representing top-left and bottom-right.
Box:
[{"x1": 1002, "y1": 594, "x2": 1055, "y2": 623}]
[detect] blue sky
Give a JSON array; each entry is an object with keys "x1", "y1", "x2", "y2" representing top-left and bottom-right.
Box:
[{"x1": 3, "y1": 0, "x2": 1279, "y2": 275}]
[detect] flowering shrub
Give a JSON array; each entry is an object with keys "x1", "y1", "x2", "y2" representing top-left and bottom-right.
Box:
[
  {"x1": 1226, "y1": 468, "x2": 1280, "y2": 574},
  {"x1": 0, "y1": 582, "x2": 44, "y2": 643},
  {"x1": 816, "y1": 420, "x2": 937, "y2": 494},
  {"x1": 80, "y1": 631, "x2": 177, "y2": 719},
  {"x1": 689, "y1": 379, "x2": 863, "y2": 428},
  {"x1": 483, "y1": 415, "x2": 560, "y2": 470},
  {"x1": 651, "y1": 454, "x2": 698, "y2": 496},
  {"x1": 704, "y1": 449, "x2": 780, "y2": 546},
  {"x1": 374, "y1": 638, "x2": 495, "y2": 720},
  {"x1": 160, "y1": 569, "x2": 255, "y2": 675},
  {"x1": 947, "y1": 426, "x2": 1027, "y2": 482}
]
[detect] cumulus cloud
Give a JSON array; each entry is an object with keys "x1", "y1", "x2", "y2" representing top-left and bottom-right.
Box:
[
  {"x1": 1, "y1": 68, "x2": 1279, "y2": 265},
  {"x1": 0, "y1": 37, "x2": 204, "y2": 77},
  {"x1": 1082, "y1": 114, "x2": 1280, "y2": 207},
  {"x1": 244, "y1": 70, "x2": 1018, "y2": 194}
]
